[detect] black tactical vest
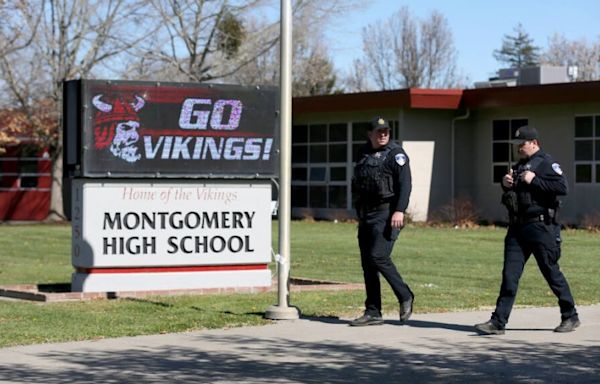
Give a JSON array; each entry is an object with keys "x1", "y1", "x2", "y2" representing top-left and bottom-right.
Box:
[{"x1": 353, "y1": 144, "x2": 396, "y2": 201}]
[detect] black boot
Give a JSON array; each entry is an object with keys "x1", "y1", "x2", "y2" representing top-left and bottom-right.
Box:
[
  {"x1": 474, "y1": 320, "x2": 505, "y2": 335},
  {"x1": 349, "y1": 312, "x2": 384, "y2": 326},
  {"x1": 399, "y1": 297, "x2": 413, "y2": 323},
  {"x1": 554, "y1": 316, "x2": 580, "y2": 333}
]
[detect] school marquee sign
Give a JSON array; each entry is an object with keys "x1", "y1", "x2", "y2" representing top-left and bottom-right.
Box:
[{"x1": 64, "y1": 80, "x2": 277, "y2": 292}]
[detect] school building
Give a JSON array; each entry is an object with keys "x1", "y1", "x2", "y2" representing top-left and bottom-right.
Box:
[{"x1": 291, "y1": 81, "x2": 600, "y2": 224}]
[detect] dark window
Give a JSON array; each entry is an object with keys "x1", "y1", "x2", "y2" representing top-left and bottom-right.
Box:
[
  {"x1": 492, "y1": 143, "x2": 510, "y2": 162},
  {"x1": 352, "y1": 122, "x2": 370, "y2": 141},
  {"x1": 292, "y1": 145, "x2": 308, "y2": 163},
  {"x1": 292, "y1": 167, "x2": 307, "y2": 181},
  {"x1": 309, "y1": 186, "x2": 327, "y2": 208},
  {"x1": 492, "y1": 118, "x2": 528, "y2": 183},
  {"x1": 309, "y1": 167, "x2": 326, "y2": 181},
  {"x1": 309, "y1": 144, "x2": 327, "y2": 163},
  {"x1": 575, "y1": 116, "x2": 594, "y2": 137},
  {"x1": 328, "y1": 186, "x2": 347, "y2": 208},
  {"x1": 576, "y1": 164, "x2": 592, "y2": 183},
  {"x1": 291, "y1": 186, "x2": 307, "y2": 207},
  {"x1": 493, "y1": 120, "x2": 509, "y2": 140},
  {"x1": 575, "y1": 140, "x2": 593, "y2": 161},
  {"x1": 19, "y1": 158, "x2": 39, "y2": 188},
  {"x1": 292, "y1": 125, "x2": 308, "y2": 143},
  {"x1": 330, "y1": 167, "x2": 346, "y2": 181},
  {"x1": 329, "y1": 123, "x2": 347, "y2": 142},
  {"x1": 309, "y1": 124, "x2": 327, "y2": 142},
  {"x1": 574, "y1": 115, "x2": 600, "y2": 183},
  {"x1": 493, "y1": 165, "x2": 507, "y2": 183},
  {"x1": 329, "y1": 144, "x2": 347, "y2": 163}
]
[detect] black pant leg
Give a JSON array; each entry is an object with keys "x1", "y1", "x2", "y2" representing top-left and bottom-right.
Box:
[
  {"x1": 492, "y1": 227, "x2": 530, "y2": 327},
  {"x1": 359, "y1": 210, "x2": 412, "y2": 314},
  {"x1": 530, "y1": 223, "x2": 578, "y2": 320},
  {"x1": 358, "y1": 219, "x2": 382, "y2": 315}
]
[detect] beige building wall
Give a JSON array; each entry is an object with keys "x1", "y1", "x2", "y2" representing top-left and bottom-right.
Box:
[
  {"x1": 400, "y1": 109, "x2": 456, "y2": 219},
  {"x1": 463, "y1": 102, "x2": 600, "y2": 224}
]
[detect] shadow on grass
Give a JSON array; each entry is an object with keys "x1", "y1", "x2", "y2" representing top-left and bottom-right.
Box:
[{"x1": 0, "y1": 333, "x2": 598, "y2": 383}]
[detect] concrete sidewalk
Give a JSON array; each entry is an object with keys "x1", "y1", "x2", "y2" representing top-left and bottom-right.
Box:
[{"x1": 0, "y1": 305, "x2": 598, "y2": 383}]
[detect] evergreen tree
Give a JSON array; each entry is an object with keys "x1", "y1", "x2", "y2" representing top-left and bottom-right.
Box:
[{"x1": 494, "y1": 23, "x2": 540, "y2": 68}]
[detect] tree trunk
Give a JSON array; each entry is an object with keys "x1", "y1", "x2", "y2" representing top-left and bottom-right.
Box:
[{"x1": 47, "y1": 148, "x2": 66, "y2": 222}]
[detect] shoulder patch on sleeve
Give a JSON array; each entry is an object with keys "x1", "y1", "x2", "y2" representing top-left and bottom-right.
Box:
[
  {"x1": 395, "y1": 153, "x2": 407, "y2": 166},
  {"x1": 552, "y1": 163, "x2": 563, "y2": 175}
]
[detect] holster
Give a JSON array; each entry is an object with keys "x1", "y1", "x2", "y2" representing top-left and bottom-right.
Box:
[{"x1": 501, "y1": 190, "x2": 519, "y2": 223}]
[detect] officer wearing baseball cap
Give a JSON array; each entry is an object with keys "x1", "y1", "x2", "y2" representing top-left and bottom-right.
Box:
[
  {"x1": 511, "y1": 125, "x2": 538, "y2": 144},
  {"x1": 350, "y1": 116, "x2": 414, "y2": 326},
  {"x1": 475, "y1": 126, "x2": 580, "y2": 335}
]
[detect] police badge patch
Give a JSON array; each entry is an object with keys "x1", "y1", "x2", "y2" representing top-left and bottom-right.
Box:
[
  {"x1": 552, "y1": 163, "x2": 563, "y2": 175},
  {"x1": 395, "y1": 153, "x2": 406, "y2": 166}
]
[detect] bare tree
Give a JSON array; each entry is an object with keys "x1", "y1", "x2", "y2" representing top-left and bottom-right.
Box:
[
  {"x1": 226, "y1": 0, "x2": 361, "y2": 96},
  {"x1": 344, "y1": 59, "x2": 373, "y2": 92},
  {"x1": 0, "y1": 0, "x2": 153, "y2": 220},
  {"x1": 349, "y1": 6, "x2": 463, "y2": 90},
  {"x1": 0, "y1": 0, "x2": 365, "y2": 220},
  {"x1": 125, "y1": 0, "x2": 277, "y2": 83},
  {"x1": 542, "y1": 33, "x2": 600, "y2": 81},
  {"x1": 291, "y1": 32, "x2": 337, "y2": 96}
]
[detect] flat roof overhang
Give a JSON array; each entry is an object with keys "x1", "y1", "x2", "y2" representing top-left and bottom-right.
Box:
[
  {"x1": 462, "y1": 81, "x2": 600, "y2": 109},
  {"x1": 293, "y1": 81, "x2": 600, "y2": 115},
  {"x1": 293, "y1": 88, "x2": 463, "y2": 114}
]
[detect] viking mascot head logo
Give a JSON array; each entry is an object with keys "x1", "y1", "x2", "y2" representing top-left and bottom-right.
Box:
[{"x1": 92, "y1": 94, "x2": 145, "y2": 163}]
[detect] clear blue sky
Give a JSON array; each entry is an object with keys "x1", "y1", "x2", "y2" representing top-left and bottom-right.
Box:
[{"x1": 321, "y1": 0, "x2": 600, "y2": 85}]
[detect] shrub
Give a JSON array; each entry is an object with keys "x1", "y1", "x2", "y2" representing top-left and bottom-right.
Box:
[{"x1": 430, "y1": 196, "x2": 480, "y2": 228}]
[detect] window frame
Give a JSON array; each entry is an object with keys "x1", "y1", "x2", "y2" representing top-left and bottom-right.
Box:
[
  {"x1": 574, "y1": 114, "x2": 600, "y2": 184},
  {"x1": 491, "y1": 118, "x2": 529, "y2": 184}
]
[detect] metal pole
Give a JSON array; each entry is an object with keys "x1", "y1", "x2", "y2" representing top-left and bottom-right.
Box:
[{"x1": 265, "y1": 0, "x2": 299, "y2": 320}]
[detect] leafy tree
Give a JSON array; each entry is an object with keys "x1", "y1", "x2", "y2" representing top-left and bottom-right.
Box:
[{"x1": 493, "y1": 23, "x2": 540, "y2": 68}]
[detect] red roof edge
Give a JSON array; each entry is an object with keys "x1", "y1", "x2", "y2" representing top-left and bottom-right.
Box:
[{"x1": 409, "y1": 88, "x2": 463, "y2": 109}]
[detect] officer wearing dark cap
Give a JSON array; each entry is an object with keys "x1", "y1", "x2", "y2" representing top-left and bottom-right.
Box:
[
  {"x1": 475, "y1": 126, "x2": 580, "y2": 335},
  {"x1": 350, "y1": 116, "x2": 413, "y2": 326}
]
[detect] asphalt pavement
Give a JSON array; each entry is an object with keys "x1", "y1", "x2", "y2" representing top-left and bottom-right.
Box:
[{"x1": 0, "y1": 305, "x2": 598, "y2": 383}]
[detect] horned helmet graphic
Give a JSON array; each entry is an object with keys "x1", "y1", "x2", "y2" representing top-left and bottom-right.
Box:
[{"x1": 92, "y1": 94, "x2": 145, "y2": 163}]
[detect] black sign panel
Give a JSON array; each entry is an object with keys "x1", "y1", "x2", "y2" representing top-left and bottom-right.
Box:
[{"x1": 64, "y1": 80, "x2": 279, "y2": 178}]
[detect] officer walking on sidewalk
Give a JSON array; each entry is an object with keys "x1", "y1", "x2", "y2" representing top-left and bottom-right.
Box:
[
  {"x1": 475, "y1": 126, "x2": 580, "y2": 335},
  {"x1": 350, "y1": 117, "x2": 414, "y2": 326}
]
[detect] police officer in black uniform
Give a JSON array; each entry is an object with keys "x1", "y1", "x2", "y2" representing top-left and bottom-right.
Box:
[
  {"x1": 350, "y1": 117, "x2": 413, "y2": 326},
  {"x1": 475, "y1": 126, "x2": 580, "y2": 335}
]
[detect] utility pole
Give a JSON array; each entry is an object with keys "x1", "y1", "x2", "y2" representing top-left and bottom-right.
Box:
[{"x1": 265, "y1": 0, "x2": 300, "y2": 320}]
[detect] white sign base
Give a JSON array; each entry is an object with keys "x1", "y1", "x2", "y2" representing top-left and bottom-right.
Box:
[
  {"x1": 72, "y1": 269, "x2": 271, "y2": 293},
  {"x1": 71, "y1": 179, "x2": 272, "y2": 292}
]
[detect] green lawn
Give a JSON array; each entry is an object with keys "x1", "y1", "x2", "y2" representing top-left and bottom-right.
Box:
[{"x1": 0, "y1": 221, "x2": 598, "y2": 347}]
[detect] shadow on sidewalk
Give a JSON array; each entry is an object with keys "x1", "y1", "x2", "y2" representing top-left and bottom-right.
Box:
[
  {"x1": 1, "y1": 332, "x2": 598, "y2": 384},
  {"x1": 302, "y1": 316, "x2": 477, "y2": 333},
  {"x1": 398, "y1": 319, "x2": 475, "y2": 333}
]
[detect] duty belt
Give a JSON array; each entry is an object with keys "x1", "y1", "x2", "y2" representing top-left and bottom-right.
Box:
[
  {"x1": 358, "y1": 202, "x2": 390, "y2": 216},
  {"x1": 514, "y1": 214, "x2": 552, "y2": 225}
]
